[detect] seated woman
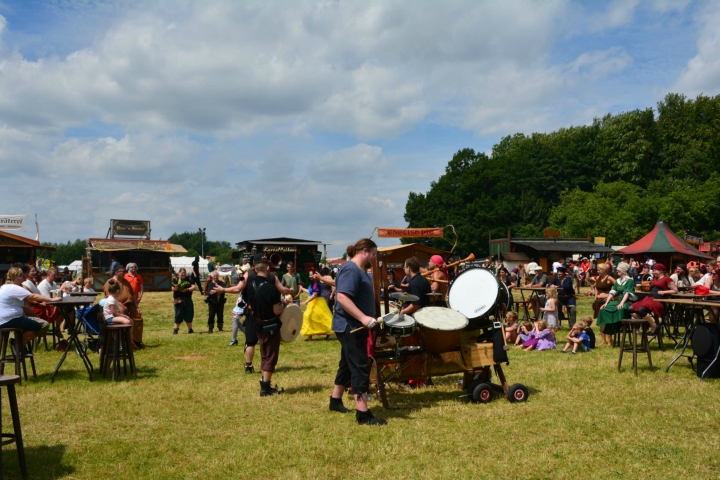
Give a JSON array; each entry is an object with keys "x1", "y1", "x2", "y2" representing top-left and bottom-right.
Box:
[
  {"x1": 592, "y1": 263, "x2": 615, "y2": 319},
  {"x1": 670, "y1": 263, "x2": 694, "y2": 291},
  {"x1": 597, "y1": 262, "x2": 636, "y2": 346},
  {"x1": 0, "y1": 267, "x2": 53, "y2": 346},
  {"x1": 628, "y1": 263, "x2": 677, "y2": 334}
]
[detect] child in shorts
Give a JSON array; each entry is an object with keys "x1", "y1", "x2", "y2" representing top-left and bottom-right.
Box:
[
  {"x1": 103, "y1": 279, "x2": 137, "y2": 349},
  {"x1": 505, "y1": 311, "x2": 519, "y2": 344},
  {"x1": 581, "y1": 316, "x2": 596, "y2": 350},
  {"x1": 561, "y1": 323, "x2": 590, "y2": 354}
]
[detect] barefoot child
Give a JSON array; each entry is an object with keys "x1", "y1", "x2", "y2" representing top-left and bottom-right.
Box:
[
  {"x1": 522, "y1": 320, "x2": 556, "y2": 351},
  {"x1": 581, "y1": 316, "x2": 596, "y2": 349},
  {"x1": 103, "y1": 279, "x2": 137, "y2": 349},
  {"x1": 515, "y1": 321, "x2": 534, "y2": 347},
  {"x1": 505, "y1": 311, "x2": 519, "y2": 344},
  {"x1": 540, "y1": 286, "x2": 559, "y2": 332}
]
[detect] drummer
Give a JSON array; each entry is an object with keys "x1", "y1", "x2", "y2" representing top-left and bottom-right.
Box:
[
  {"x1": 400, "y1": 256, "x2": 430, "y2": 315},
  {"x1": 425, "y1": 255, "x2": 449, "y2": 307}
]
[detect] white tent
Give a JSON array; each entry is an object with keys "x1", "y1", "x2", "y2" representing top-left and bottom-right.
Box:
[
  {"x1": 170, "y1": 257, "x2": 209, "y2": 277},
  {"x1": 68, "y1": 260, "x2": 82, "y2": 271}
]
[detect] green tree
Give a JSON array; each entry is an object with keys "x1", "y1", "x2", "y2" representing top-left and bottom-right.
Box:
[{"x1": 41, "y1": 239, "x2": 87, "y2": 265}]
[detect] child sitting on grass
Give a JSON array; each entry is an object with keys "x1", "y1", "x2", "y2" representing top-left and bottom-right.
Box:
[
  {"x1": 561, "y1": 323, "x2": 590, "y2": 354},
  {"x1": 103, "y1": 279, "x2": 137, "y2": 349},
  {"x1": 540, "y1": 286, "x2": 559, "y2": 332},
  {"x1": 581, "y1": 316, "x2": 596, "y2": 349},
  {"x1": 505, "y1": 311, "x2": 519, "y2": 344},
  {"x1": 514, "y1": 321, "x2": 534, "y2": 347},
  {"x1": 521, "y1": 320, "x2": 556, "y2": 351}
]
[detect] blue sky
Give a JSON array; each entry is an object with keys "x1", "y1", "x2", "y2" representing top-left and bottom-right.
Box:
[{"x1": 0, "y1": 0, "x2": 718, "y2": 257}]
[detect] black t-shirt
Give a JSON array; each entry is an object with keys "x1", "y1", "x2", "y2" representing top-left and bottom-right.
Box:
[
  {"x1": 584, "y1": 327, "x2": 596, "y2": 349},
  {"x1": 634, "y1": 273, "x2": 652, "y2": 285},
  {"x1": 173, "y1": 277, "x2": 193, "y2": 299},
  {"x1": 245, "y1": 271, "x2": 277, "y2": 307},
  {"x1": 407, "y1": 274, "x2": 431, "y2": 308},
  {"x1": 206, "y1": 280, "x2": 226, "y2": 303},
  {"x1": 386, "y1": 280, "x2": 401, "y2": 292},
  {"x1": 254, "y1": 277, "x2": 281, "y2": 321}
]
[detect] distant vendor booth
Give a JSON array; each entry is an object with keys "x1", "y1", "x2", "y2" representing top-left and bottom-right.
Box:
[
  {"x1": 233, "y1": 237, "x2": 323, "y2": 272},
  {"x1": 0, "y1": 231, "x2": 55, "y2": 282},
  {"x1": 87, "y1": 220, "x2": 186, "y2": 291},
  {"x1": 377, "y1": 243, "x2": 452, "y2": 272}
]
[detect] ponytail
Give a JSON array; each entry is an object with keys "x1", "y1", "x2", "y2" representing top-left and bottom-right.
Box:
[{"x1": 347, "y1": 238, "x2": 377, "y2": 259}]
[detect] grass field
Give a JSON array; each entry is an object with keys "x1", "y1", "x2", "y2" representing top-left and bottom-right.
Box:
[{"x1": 6, "y1": 290, "x2": 720, "y2": 479}]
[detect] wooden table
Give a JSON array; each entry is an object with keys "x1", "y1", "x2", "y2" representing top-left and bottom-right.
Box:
[
  {"x1": 516, "y1": 287, "x2": 546, "y2": 321},
  {"x1": 47, "y1": 296, "x2": 97, "y2": 382},
  {"x1": 69, "y1": 291, "x2": 100, "y2": 297},
  {"x1": 656, "y1": 298, "x2": 720, "y2": 379}
]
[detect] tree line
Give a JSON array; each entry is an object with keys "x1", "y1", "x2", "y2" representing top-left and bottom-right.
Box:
[
  {"x1": 41, "y1": 232, "x2": 236, "y2": 266},
  {"x1": 404, "y1": 93, "x2": 720, "y2": 257}
]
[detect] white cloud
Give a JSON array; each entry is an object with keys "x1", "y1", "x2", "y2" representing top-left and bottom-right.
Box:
[
  {"x1": 672, "y1": 4, "x2": 720, "y2": 97},
  {"x1": 570, "y1": 47, "x2": 633, "y2": 80}
]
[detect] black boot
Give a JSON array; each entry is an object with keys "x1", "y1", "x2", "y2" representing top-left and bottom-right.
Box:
[
  {"x1": 244, "y1": 363, "x2": 254, "y2": 374},
  {"x1": 260, "y1": 380, "x2": 283, "y2": 397},
  {"x1": 356, "y1": 409, "x2": 387, "y2": 425},
  {"x1": 329, "y1": 396, "x2": 351, "y2": 413}
]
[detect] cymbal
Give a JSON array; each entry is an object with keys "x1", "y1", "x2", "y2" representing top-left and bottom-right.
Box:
[
  {"x1": 426, "y1": 292, "x2": 442, "y2": 296},
  {"x1": 390, "y1": 292, "x2": 419, "y2": 302}
]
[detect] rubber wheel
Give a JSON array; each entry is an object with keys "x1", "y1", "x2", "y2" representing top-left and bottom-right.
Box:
[
  {"x1": 507, "y1": 383, "x2": 529, "y2": 403},
  {"x1": 472, "y1": 383, "x2": 493, "y2": 403}
]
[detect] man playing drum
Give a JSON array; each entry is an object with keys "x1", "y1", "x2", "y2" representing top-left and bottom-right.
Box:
[{"x1": 400, "y1": 256, "x2": 430, "y2": 315}]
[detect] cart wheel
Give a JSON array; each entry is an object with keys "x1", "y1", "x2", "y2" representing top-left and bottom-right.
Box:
[
  {"x1": 507, "y1": 383, "x2": 529, "y2": 403},
  {"x1": 472, "y1": 383, "x2": 493, "y2": 403}
]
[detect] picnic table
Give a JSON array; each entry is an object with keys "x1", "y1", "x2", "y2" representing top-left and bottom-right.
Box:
[
  {"x1": 656, "y1": 297, "x2": 720, "y2": 380},
  {"x1": 47, "y1": 296, "x2": 97, "y2": 382},
  {"x1": 516, "y1": 286, "x2": 546, "y2": 321}
]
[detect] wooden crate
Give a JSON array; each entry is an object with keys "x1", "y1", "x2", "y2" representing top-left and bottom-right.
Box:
[{"x1": 460, "y1": 342, "x2": 495, "y2": 368}]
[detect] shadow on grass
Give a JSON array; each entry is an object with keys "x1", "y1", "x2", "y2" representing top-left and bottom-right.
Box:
[
  {"x1": 3, "y1": 444, "x2": 74, "y2": 479},
  {"x1": 274, "y1": 365, "x2": 317, "y2": 373},
  {"x1": 283, "y1": 383, "x2": 326, "y2": 394}
]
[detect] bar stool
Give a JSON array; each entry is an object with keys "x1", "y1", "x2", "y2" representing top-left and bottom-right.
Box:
[
  {"x1": 618, "y1": 318, "x2": 653, "y2": 375},
  {"x1": 0, "y1": 329, "x2": 36, "y2": 384},
  {"x1": 99, "y1": 324, "x2": 136, "y2": 381},
  {"x1": 0, "y1": 374, "x2": 27, "y2": 478}
]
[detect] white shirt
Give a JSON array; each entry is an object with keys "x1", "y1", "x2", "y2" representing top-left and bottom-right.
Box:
[
  {"x1": 38, "y1": 279, "x2": 58, "y2": 297},
  {"x1": 0, "y1": 284, "x2": 31, "y2": 325},
  {"x1": 103, "y1": 296, "x2": 119, "y2": 320},
  {"x1": 22, "y1": 279, "x2": 40, "y2": 294},
  {"x1": 552, "y1": 261, "x2": 562, "y2": 274}
]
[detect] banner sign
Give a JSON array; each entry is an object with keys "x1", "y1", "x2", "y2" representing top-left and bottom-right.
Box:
[
  {"x1": 378, "y1": 228, "x2": 443, "y2": 238},
  {"x1": 111, "y1": 219, "x2": 150, "y2": 238},
  {"x1": 684, "y1": 231, "x2": 704, "y2": 246},
  {"x1": 0, "y1": 215, "x2": 27, "y2": 232},
  {"x1": 594, "y1": 237, "x2": 606, "y2": 246},
  {"x1": 263, "y1": 246, "x2": 298, "y2": 253}
]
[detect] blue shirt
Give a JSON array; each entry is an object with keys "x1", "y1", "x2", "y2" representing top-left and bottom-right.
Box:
[
  {"x1": 579, "y1": 333, "x2": 590, "y2": 351},
  {"x1": 332, "y1": 261, "x2": 375, "y2": 333}
]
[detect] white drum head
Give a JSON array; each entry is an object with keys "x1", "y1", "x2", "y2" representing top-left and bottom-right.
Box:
[
  {"x1": 280, "y1": 304, "x2": 303, "y2": 342},
  {"x1": 413, "y1": 307, "x2": 468, "y2": 331},
  {"x1": 382, "y1": 313, "x2": 415, "y2": 327},
  {"x1": 448, "y1": 268, "x2": 500, "y2": 320}
]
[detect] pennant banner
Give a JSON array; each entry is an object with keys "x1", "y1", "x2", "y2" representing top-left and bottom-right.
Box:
[
  {"x1": 378, "y1": 227, "x2": 443, "y2": 238},
  {"x1": 0, "y1": 215, "x2": 27, "y2": 232}
]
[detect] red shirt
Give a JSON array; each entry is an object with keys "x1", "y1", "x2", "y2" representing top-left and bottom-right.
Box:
[{"x1": 126, "y1": 273, "x2": 144, "y2": 299}]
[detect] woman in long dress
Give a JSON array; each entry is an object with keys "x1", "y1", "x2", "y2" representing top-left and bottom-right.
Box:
[
  {"x1": 597, "y1": 262, "x2": 636, "y2": 346},
  {"x1": 300, "y1": 273, "x2": 334, "y2": 339}
]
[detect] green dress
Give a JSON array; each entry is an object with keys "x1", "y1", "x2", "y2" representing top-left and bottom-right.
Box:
[{"x1": 596, "y1": 277, "x2": 636, "y2": 334}]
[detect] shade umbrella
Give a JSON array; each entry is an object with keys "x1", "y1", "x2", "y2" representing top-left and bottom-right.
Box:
[{"x1": 617, "y1": 222, "x2": 712, "y2": 260}]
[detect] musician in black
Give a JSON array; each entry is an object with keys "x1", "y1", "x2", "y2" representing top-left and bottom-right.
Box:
[
  {"x1": 400, "y1": 256, "x2": 430, "y2": 315},
  {"x1": 213, "y1": 254, "x2": 292, "y2": 375}
]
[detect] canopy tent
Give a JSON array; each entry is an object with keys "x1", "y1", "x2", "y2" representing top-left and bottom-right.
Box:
[
  {"x1": 170, "y1": 256, "x2": 209, "y2": 277},
  {"x1": 617, "y1": 222, "x2": 712, "y2": 259}
]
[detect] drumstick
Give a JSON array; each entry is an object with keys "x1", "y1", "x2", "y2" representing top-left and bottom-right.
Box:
[{"x1": 350, "y1": 325, "x2": 367, "y2": 334}]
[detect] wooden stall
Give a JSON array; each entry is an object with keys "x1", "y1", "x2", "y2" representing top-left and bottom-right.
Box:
[
  {"x1": 377, "y1": 243, "x2": 452, "y2": 272},
  {"x1": 0, "y1": 231, "x2": 55, "y2": 282},
  {"x1": 232, "y1": 237, "x2": 322, "y2": 275},
  {"x1": 86, "y1": 238, "x2": 186, "y2": 291}
]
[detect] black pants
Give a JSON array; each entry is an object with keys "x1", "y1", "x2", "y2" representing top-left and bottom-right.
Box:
[
  {"x1": 334, "y1": 326, "x2": 370, "y2": 396},
  {"x1": 193, "y1": 273, "x2": 203, "y2": 293},
  {"x1": 208, "y1": 302, "x2": 224, "y2": 329}
]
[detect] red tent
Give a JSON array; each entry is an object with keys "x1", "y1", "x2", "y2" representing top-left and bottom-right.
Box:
[{"x1": 618, "y1": 222, "x2": 712, "y2": 259}]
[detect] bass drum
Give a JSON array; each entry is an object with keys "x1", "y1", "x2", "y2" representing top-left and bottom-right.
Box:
[{"x1": 448, "y1": 267, "x2": 507, "y2": 329}]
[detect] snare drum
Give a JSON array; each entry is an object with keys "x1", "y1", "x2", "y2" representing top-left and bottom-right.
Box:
[
  {"x1": 413, "y1": 307, "x2": 468, "y2": 354},
  {"x1": 448, "y1": 267, "x2": 506, "y2": 329},
  {"x1": 380, "y1": 313, "x2": 416, "y2": 337}
]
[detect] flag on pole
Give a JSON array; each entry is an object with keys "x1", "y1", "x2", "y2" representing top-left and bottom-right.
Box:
[{"x1": 35, "y1": 214, "x2": 39, "y2": 241}]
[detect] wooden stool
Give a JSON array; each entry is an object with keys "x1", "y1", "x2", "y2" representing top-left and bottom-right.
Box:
[
  {"x1": 0, "y1": 375, "x2": 27, "y2": 478},
  {"x1": 99, "y1": 324, "x2": 136, "y2": 381},
  {"x1": 618, "y1": 319, "x2": 653, "y2": 375},
  {"x1": 0, "y1": 329, "x2": 36, "y2": 384}
]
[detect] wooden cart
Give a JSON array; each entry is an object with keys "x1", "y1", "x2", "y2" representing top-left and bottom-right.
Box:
[{"x1": 370, "y1": 333, "x2": 529, "y2": 408}]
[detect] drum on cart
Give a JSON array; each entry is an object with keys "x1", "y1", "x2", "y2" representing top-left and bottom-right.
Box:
[
  {"x1": 279, "y1": 304, "x2": 303, "y2": 343},
  {"x1": 413, "y1": 307, "x2": 468, "y2": 354},
  {"x1": 447, "y1": 267, "x2": 508, "y2": 329},
  {"x1": 380, "y1": 313, "x2": 416, "y2": 337}
]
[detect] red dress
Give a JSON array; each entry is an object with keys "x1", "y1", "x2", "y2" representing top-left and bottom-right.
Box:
[{"x1": 631, "y1": 276, "x2": 674, "y2": 317}]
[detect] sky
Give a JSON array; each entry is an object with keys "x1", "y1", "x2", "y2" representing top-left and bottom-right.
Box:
[{"x1": 0, "y1": 0, "x2": 719, "y2": 258}]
